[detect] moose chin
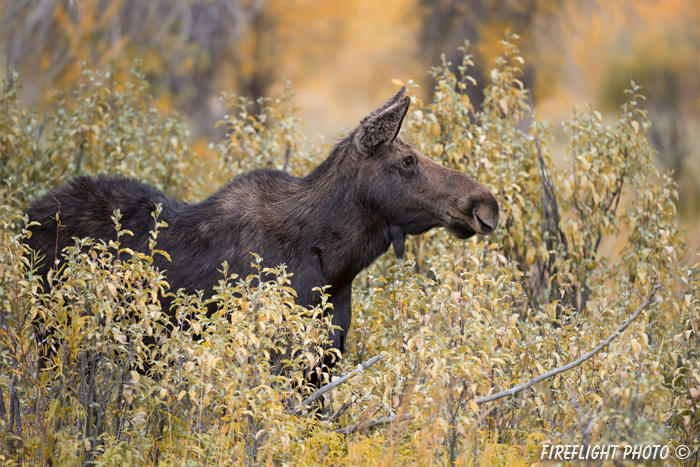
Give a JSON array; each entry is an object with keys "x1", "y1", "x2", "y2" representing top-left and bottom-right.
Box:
[{"x1": 26, "y1": 86, "x2": 499, "y2": 374}]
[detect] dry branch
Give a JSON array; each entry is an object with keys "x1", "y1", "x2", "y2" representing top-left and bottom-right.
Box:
[
  {"x1": 333, "y1": 283, "x2": 662, "y2": 434},
  {"x1": 295, "y1": 355, "x2": 384, "y2": 414},
  {"x1": 474, "y1": 283, "x2": 662, "y2": 404}
]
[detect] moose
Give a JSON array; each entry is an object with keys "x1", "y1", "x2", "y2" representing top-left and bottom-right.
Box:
[{"x1": 26, "y1": 87, "x2": 499, "y2": 371}]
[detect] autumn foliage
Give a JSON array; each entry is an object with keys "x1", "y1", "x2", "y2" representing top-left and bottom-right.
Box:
[{"x1": 1, "y1": 36, "x2": 699, "y2": 465}]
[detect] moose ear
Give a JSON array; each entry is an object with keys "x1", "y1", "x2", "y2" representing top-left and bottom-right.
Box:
[
  {"x1": 356, "y1": 87, "x2": 410, "y2": 154},
  {"x1": 360, "y1": 86, "x2": 406, "y2": 124}
]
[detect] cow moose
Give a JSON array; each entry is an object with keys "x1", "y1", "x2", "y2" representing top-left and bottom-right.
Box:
[{"x1": 25, "y1": 86, "x2": 499, "y2": 371}]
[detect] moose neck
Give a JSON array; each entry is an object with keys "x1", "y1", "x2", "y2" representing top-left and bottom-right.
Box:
[
  {"x1": 199, "y1": 137, "x2": 394, "y2": 291},
  {"x1": 289, "y1": 139, "x2": 392, "y2": 287}
]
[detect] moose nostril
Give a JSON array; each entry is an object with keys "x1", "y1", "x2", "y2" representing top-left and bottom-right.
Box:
[{"x1": 473, "y1": 205, "x2": 498, "y2": 234}]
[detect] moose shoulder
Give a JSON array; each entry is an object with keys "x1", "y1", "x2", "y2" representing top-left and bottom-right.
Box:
[{"x1": 26, "y1": 86, "x2": 499, "y2": 357}]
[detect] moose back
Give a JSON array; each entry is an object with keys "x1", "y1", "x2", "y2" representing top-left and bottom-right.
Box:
[{"x1": 26, "y1": 87, "x2": 499, "y2": 358}]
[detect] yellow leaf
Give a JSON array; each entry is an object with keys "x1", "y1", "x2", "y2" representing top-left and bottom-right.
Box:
[
  {"x1": 499, "y1": 97, "x2": 510, "y2": 115},
  {"x1": 153, "y1": 249, "x2": 171, "y2": 261},
  {"x1": 526, "y1": 248, "x2": 536, "y2": 265},
  {"x1": 113, "y1": 331, "x2": 127, "y2": 345}
]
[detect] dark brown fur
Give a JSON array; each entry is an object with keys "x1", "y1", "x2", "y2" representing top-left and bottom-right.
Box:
[{"x1": 26, "y1": 87, "x2": 499, "y2": 357}]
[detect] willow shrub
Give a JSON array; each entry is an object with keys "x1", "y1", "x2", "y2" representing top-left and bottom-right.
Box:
[{"x1": 1, "y1": 34, "x2": 699, "y2": 465}]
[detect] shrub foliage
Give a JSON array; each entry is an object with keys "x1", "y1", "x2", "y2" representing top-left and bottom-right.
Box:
[{"x1": 1, "y1": 35, "x2": 698, "y2": 465}]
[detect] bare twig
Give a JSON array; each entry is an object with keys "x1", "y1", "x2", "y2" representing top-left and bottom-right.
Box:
[
  {"x1": 295, "y1": 355, "x2": 384, "y2": 413},
  {"x1": 0, "y1": 381, "x2": 5, "y2": 424},
  {"x1": 327, "y1": 401, "x2": 353, "y2": 424},
  {"x1": 333, "y1": 284, "x2": 662, "y2": 434},
  {"x1": 474, "y1": 283, "x2": 662, "y2": 404},
  {"x1": 52, "y1": 200, "x2": 61, "y2": 272},
  {"x1": 535, "y1": 137, "x2": 568, "y2": 254}
]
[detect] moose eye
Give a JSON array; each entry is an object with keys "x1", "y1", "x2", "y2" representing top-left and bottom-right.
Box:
[{"x1": 402, "y1": 156, "x2": 414, "y2": 167}]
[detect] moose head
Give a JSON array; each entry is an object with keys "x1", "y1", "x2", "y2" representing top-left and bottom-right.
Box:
[{"x1": 346, "y1": 86, "x2": 499, "y2": 257}]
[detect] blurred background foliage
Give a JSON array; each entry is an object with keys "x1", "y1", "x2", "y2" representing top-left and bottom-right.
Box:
[
  {"x1": 1, "y1": 0, "x2": 698, "y2": 243},
  {"x1": 1, "y1": 1, "x2": 700, "y2": 465}
]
